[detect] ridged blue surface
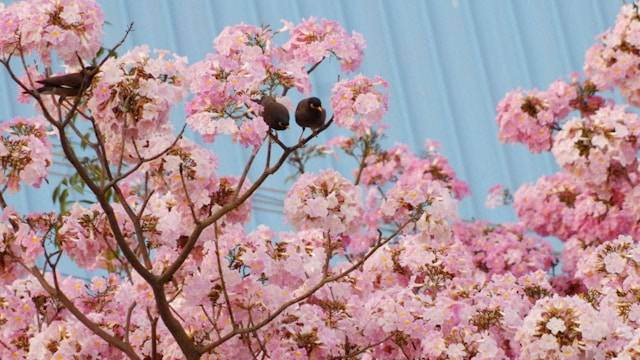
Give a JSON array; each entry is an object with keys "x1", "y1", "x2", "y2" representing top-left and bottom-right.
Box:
[{"x1": 0, "y1": 1, "x2": 622, "y2": 276}]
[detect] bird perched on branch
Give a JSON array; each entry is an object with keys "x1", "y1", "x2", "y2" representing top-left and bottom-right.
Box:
[
  {"x1": 261, "y1": 95, "x2": 290, "y2": 131},
  {"x1": 295, "y1": 97, "x2": 326, "y2": 136},
  {"x1": 30, "y1": 66, "x2": 97, "y2": 97}
]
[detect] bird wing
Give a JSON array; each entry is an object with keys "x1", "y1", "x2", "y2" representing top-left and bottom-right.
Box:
[
  {"x1": 34, "y1": 86, "x2": 81, "y2": 96},
  {"x1": 36, "y1": 73, "x2": 84, "y2": 88}
]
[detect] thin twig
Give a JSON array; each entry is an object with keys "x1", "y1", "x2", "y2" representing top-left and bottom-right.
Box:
[
  {"x1": 198, "y1": 217, "x2": 413, "y2": 355},
  {"x1": 160, "y1": 117, "x2": 334, "y2": 285},
  {"x1": 125, "y1": 302, "x2": 137, "y2": 346},
  {"x1": 214, "y1": 223, "x2": 237, "y2": 329}
]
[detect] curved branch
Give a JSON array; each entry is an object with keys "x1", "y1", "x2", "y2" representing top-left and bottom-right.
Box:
[
  {"x1": 198, "y1": 217, "x2": 412, "y2": 355},
  {"x1": 103, "y1": 124, "x2": 186, "y2": 191},
  {"x1": 22, "y1": 264, "x2": 141, "y2": 360}
]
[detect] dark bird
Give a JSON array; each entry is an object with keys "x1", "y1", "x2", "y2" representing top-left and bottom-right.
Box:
[
  {"x1": 295, "y1": 97, "x2": 326, "y2": 136},
  {"x1": 261, "y1": 95, "x2": 290, "y2": 131},
  {"x1": 30, "y1": 66, "x2": 97, "y2": 97}
]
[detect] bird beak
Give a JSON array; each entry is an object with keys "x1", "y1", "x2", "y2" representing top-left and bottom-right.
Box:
[{"x1": 319, "y1": 106, "x2": 324, "y2": 112}]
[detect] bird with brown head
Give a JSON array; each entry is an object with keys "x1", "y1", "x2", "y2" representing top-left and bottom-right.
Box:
[
  {"x1": 295, "y1": 97, "x2": 326, "y2": 137},
  {"x1": 261, "y1": 95, "x2": 290, "y2": 131}
]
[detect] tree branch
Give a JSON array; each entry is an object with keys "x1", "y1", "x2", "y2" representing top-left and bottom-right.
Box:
[
  {"x1": 198, "y1": 217, "x2": 412, "y2": 355},
  {"x1": 159, "y1": 117, "x2": 334, "y2": 284},
  {"x1": 22, "y1": 264, "x2": 141, "y2": 360}
]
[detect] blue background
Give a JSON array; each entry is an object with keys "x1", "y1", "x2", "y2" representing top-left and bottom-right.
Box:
[{"x1": 0, "y1": 0, "x2": 621, "y2": 277}]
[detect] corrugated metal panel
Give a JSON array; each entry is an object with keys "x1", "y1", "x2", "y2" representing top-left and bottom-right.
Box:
[{"x1": 0, "y1": 0, "x2": 621, "y2": 275}]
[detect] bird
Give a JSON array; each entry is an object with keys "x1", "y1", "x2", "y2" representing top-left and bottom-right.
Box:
[
  {"x1": 295, "y1": 97, "x2": 326, "y2": 137},
  {"x1": 30, "y1": 66, "x2": 97, "y2": 97},
  {"x1": 261, "y1": 95, "x2": 290, "y2": 131}
]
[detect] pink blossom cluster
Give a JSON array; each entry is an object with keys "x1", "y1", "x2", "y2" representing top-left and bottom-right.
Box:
[
  {"x1": 452, "y1": 221, "x2": 554, "y2": 276},
  {"x1": 514, "y1": 172, "x2": 637, "y2": 245},
  {"x1": 57, "y1": 203, "x2": 136, "y2": 270},
  {"x1": 358, "y1": 144, "x2": 410, "y2": 186},
  {"x1": 0, "y1": 116, "x2": 52, "y2": 192},
  {"x1": 355, "y1": 140, "x2": 469, "y2": 200},
  {"x1": 412, "y1": 140, "x2": 471, "y2": 199},
  {"x1": 330, "y1": 75, "x2": 389, "y2": 136},
  {"x1": 279, "y1": 17, "x2": 366, "y2": 72},
  {"x1": 0, "y1": 0, "x2": 103, "y2": 65},
  {"x1": 88, "y1": 45, "x2": 189, "y2": 163},
  {"x1": 380, "y1": 172, "x2": 458, "y2": 240},
  {"x1": 140, "y1": 138, "x2": 219, "y2": 212},
  {"x1": 618, "y1": 331, "x2": 640, "y2": 360},
  {"x1": 552, "y1": 105, "x2": 640, "y2": 186},
  {"x1": 584, "y1": 4, "x2": 640, "y2": 105},
  {"x1": 284, "y1": 170, "x2": 361, "y2": 236},
  {"x1": 186, "y1": 24, "x2": 273, "y2": 146},
  {"x1": 515, "y1": 295, "x2": 608, "y2": 359},
  {"x1": 496, "y1": 80, "x2": 576, "y2": 152},
  {"x1": 576, "y1": 235, "x2": 640, "y2": 290},
  {"x1": 0, "y1": 208, "x2": 43, "y2": 285}
]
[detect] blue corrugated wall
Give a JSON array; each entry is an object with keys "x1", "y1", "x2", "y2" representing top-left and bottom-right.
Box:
[{"x1": 0, "y1": 1, "x2": 621, "y2": 276}]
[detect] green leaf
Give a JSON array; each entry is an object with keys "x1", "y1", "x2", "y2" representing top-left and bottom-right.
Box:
[{"x1": 52, "y1": 185, "x2": 60, "y2": 203}]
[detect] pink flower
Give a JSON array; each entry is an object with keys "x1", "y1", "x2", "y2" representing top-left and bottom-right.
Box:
[
  {"x1": 0, "y1": 0, "x2": 103, "y2": 65},
  {"x1": 233, "y1": 116, "x2": 268, "y2": 149},
  {"x1": 603, "y1": 252, "x2": 626, "y2": 274},
  {"x1": 496, "y1": 81, "x2": 577, "y2": 153},
  {"x1": 284, "y1": 170, "x2": 361, "y2": 236},
  {"x1": 331, "y1": 75, "x2": 389, "y2": 136},
  {"x1": 88, "y1": 46, "x2": 189, "y2": 164},
  {"x1": 279, "y1": 17, "x2": 366, "y2": 72},
  {"x1": 0, "y1": 116, "x2": 52, "y2": 192},
  {"x1": 584, "y1": 4, "x2": 640, "y2": 105},
  {"x1": 552, "y1": 105, "x2": 640, "y2": 187}
]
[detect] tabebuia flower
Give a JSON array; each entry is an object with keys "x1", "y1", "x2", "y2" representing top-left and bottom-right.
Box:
[
  {"x1": 88, "y1": 45, "x2": 189, "y2": 163},
  {"x1": 453, "y1": 221, "x2": 554, "y2": 276},
  {"x1": 0, "y1": 0, "x2": 103, "y2": 65},
  {"x1": 200, "y1": 175, "x2": 253, "y2": 225},
  {"x1": 331, "y1": 75, "x2": 389, "y2": 136},
  {"x1": 284, "y1": 170, "x2": 361, "y2": 236},
  {"x1": 496, "y1": 80, "x2": 576, "y2": 153},
  {"x1": 516, "y1": 296, "x2": 608, "y2": 359},
  {"x1": 514, "y1": 171, "x2": 635, "y2": 244},
  {"x1": 358, "y1": 144, "x2": 410, "y2": 186},
  {"x1": 575, "y1": 235, "x2": 640, "y2": 290},
  {"x1": 0, "y1": 276, "x2": 49, "y2": 359},
  {"x1": 58, "y1": 203, "x2": 136, "y2": 270},
  {"x1": 411, "y1": 140, "x2": 470, "y2": 199},
  {"x1": 278, "y1": 17, "x2": 366, "y2": 72},
  {"x1": 514, "y1": 172, "x2": 583, "y2": 240},
  {"x1": 185, "y1": 25, "x2": 274, "y2": 147},
  {"x1": 585, "y1": 4, "x2": 640, "y2": 105},
  {"x1": 380, "y1": 167, "x2": 458, "y2": 238},
  {"x1": 141, "y1": 138, "x2": 219, "y2": 210},
  {"x1": 552, "y1": 105, "x2": 640, "y2": 186},
  {"x1": 0, "y1": 116, "x2": 52, "y2": 192},
  {"x1": 0, "y1": 209, "x2": 41, "y2": 284}
]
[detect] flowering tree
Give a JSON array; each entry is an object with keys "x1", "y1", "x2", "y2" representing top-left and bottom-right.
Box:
[{"x1": 1, "y1": 0, "x2": 640, "y2": 359}]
